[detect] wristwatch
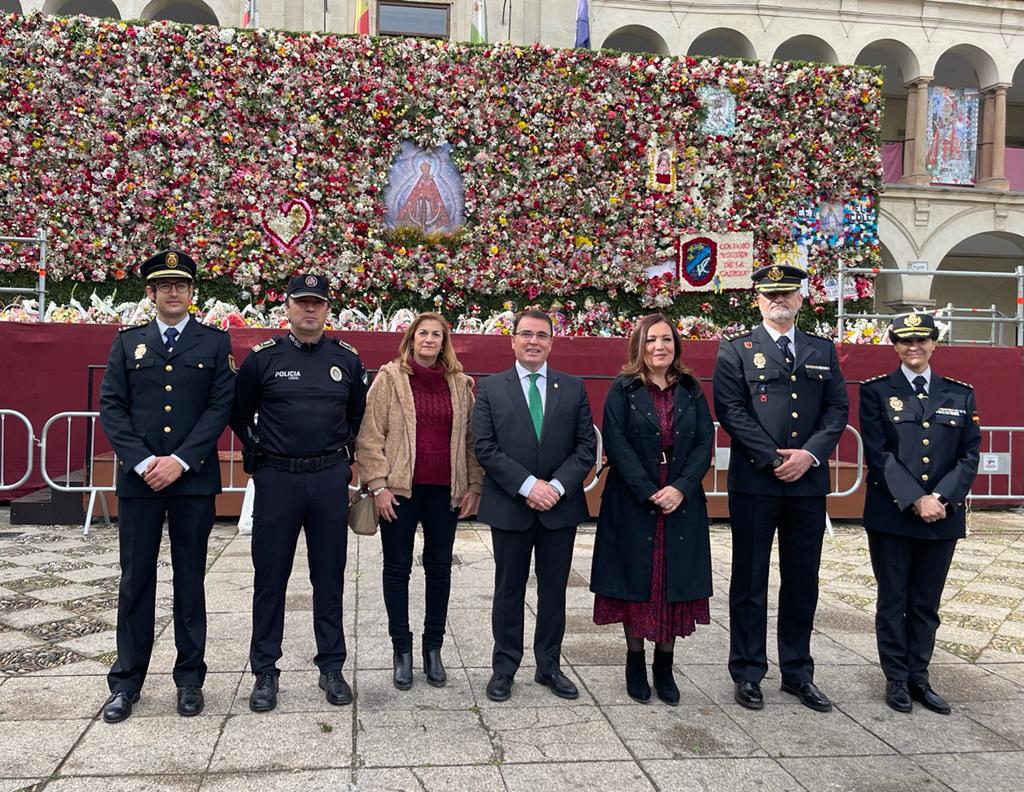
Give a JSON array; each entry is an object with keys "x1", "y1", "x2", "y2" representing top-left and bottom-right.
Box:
[
  {"x1": 770, "y1": 455, "x2": 784, "y2": 469},
  {"x1": 934, "y1": 493, "x2": 949, "y2": 507},
  {"x1": 371, "y1": 487, "x2": 387, "y2": 497}
]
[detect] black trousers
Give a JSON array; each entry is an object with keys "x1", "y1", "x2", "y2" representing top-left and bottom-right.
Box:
[
  {"x1": 728, "y1": 493, "x2": 825, "y2": 685},
  {"x1": 108, "y1": 494, "x2": 214, "y2": 694},
  {"x1": 250, "y1": 464, "x2": 350, "y2": 676},
  {"x1": 379, "y1": 484, "x2": 458, "y2": 653},
  {"x1": 867, "y1": 530, "x2": 957, "y2": 685},
  {"x1": 490, "y1": 520, "x2": 577, "y2": 676}
]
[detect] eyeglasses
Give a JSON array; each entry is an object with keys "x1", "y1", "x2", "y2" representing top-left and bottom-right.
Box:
[
  {"x1": 152, "y1": 281, "x2": 191, "y2": 293},
  {"x1": 514, "y1": 331, "x2": 552, "y2": 341}
]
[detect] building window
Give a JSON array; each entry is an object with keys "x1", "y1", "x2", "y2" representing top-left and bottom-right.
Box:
[{"x1": 377, "y1": 1, "x2": 450, "y2": 39}]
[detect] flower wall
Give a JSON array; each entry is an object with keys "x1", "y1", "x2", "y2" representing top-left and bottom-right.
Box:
[{"x1": 0, "y1": 12, "x2": 882, "y2": 329}]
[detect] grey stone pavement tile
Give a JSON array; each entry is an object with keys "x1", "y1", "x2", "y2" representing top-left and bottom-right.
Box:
[{"x1": 2, "y1": 511, "x2": 1024, "y2": 790}]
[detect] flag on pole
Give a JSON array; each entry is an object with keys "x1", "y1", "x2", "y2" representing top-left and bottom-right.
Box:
[
  {"x1": 355, "y1": 0, "x2": 370, "y2": 35},
  {"x1": 241, "y1": 0, "x2": 258, "y2": 28},
  {"x1": 470, "y1": 0, "x2": 488, "y2": 44},
  {"x1": 574, "y1": 0, "x2": 590, "y2": 49}
]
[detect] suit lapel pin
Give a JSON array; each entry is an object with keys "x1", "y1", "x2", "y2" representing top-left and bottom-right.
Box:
[{"x1": 744, "y1": 341, "x2": 753, "y2": 349}]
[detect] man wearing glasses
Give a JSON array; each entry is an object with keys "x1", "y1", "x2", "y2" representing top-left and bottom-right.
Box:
[
  {"x1": 713, "y1": 264, "x2": 848, "y2": 713},
  {"x1": 98, "y1": 250, "x2": 235, "y2": 722},
  {"x1": 472, "y1": 310, "x2": 597, "y2": 702}
]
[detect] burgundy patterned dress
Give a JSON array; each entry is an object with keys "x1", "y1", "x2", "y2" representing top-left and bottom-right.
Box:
[{"x1": 593, "y1": 382, "x2": 711, "y2": 642}]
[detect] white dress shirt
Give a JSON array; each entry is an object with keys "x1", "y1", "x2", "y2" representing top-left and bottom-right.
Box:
[
  {"x1": 901, "y1": 365, "x2": 932, "y2": 393},
  {"x1": 513, "y1": 361, "x2": 564, "y2": 498}
]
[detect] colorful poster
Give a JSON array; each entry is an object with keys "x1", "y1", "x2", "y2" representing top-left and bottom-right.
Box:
[
  {"x1": 699, "y1": 86, "x2": 736, "y2": 136},
  {"x1": 666, "y1": 232, "x2": 752, "y2": 291},
  {"x1": 384, "y1": 141, "x2": 465, "y2": 234},
  {"x1": 647, "y1": 140, "x2": 676, "y2": 192},
  {"x1": 843, "y1": 195, "x2": 878, "y2": 247},
  {"x1": 925, "y1": 86, "x2": 979, "y2": 186},
  {"x1": 793, "y1": 195, "x2": 878, "y2": 248}
]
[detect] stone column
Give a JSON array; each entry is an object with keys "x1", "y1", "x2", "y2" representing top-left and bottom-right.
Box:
[
  {"x1": 979, "y1": 84, "x2": 1010, "y2": 190},
  {"x1": 899, "y1": 76, "x2": 933, "y2": 186}
]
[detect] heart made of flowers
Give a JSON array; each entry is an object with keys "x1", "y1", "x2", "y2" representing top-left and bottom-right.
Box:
[{"x1": 262, "y1": 198, "x2": 313, "y2": 251}]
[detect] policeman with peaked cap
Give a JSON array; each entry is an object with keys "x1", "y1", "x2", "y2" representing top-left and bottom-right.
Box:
[
  {"x1": 230, "y1": 273, "x2": 367, "y2": 712},
  {"x1": 859, "y1": 312, "x2": 980, "y2": 715},
  {"x1": 99, "y1": 250, "x2": 235, "y2": 723},
  {"x1": 713, "y1": 263, "x2": 849, "y2": 713}
]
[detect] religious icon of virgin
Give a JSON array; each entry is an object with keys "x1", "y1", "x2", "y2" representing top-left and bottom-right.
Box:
[{"x1": 384, "y1": 141, "x2": 465, "y2": 234}]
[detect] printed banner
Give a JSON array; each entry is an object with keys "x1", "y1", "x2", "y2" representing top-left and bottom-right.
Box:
[
  {"x1": 666, "y1": 232, "x2": 753, "y2": 292},
  {"x1": 793, "y1": 195, "x2": 878, "y2": 248},
  {"x1": 926, "y1": 86, "x2": 979, "y2": 186},
  {"x1": 699, "y1": 86, "x2": 736, "y2": 136}
]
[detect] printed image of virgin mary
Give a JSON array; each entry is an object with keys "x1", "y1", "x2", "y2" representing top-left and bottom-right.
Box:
[{"x1": 384, "y1": 141, "x2": 465, "y2": 234}]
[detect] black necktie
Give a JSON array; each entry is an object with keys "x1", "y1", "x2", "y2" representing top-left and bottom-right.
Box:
[
  {"x1": 913, "y1": 375, "x2": 928, "y2": 401},
  {"x1": 777, "y1": 335, "x2": 793, "y2": 370},
  {"x1": 164, "y1": 327, "x2": 179, "y2": 351}
]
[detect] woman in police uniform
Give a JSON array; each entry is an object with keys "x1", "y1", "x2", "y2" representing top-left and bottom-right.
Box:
[{"x1": 859, "y1": 312, "x2": 980, "y2": 715}]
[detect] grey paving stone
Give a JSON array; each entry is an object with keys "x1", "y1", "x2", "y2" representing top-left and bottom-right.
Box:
[
  {"x1": 573, "y1": 663, "x2": 712, "y2": 706},
  {"x1": 915, "y1": 751, "x2": 1024, "y2": 792},
  {"x1": 729, "y1": 703, "x2": 894, "y2": 758},
  {"x1": 467, "y1": 666, "x2": 592, "y2": 706},
  {"x1": 780, "y1": 755, "x2": 949, "y2": 791},
  {"x1": 229, "y1": 671, "x2": 353, "y2": 714},
  {"x1": 604, "y1": 703, "x2": 763, "y2": 759},
  {"x1": 62, "y1": 715, "x2": 223, "y2": 775},
  {"x1": 210, "y1": 711, "x2": 352, "y2": 772},
  {"x1": 927, "y1": 663, "x2": 1024, "y2": 701},
  {"x1": 841, "y1": 701, "x2": 1018, "y2": 753},
  {"x1": 501, "y1": 760, "x2": 656, "y2": 791},
  {"x1": 200, "y1": 770, "x2": 352, "y2": 791},
  {"x1": 355, "y1": 666, "x2": 477, "y2": 710},
  {"x1": 26, "y1": 659, "x2": 112, "y2": 677},
  {"x1": 0, "y1": 630, "x2": 40, "y2": 653},
  {"x1": 0, "y1": 718, "x2": 89, "y2": 776},
  {"x1": 120, "y1": 671, "x2": 243, "y2": 718},
  {"x1": 483, "y1": 705, "x2": 630, "y2": 763},
  {"x1": 0, "y1": 605, "x2": 77, "y2": 629},
  {"x1": 960, "y1": 700, "x2": 1024, "y2": 749},
  {"x1": 643, "y1": 758, "x2": 803, "y2": 792},
  {"x1": 0, "y1": 673, "x2": 108, "y2": 719},
  {"x1": 356, "y1": 708, "x2": 495, "y2": 767},
  {"x1": 45, "y1": 777, "x2": 202, "y2": 791},
  {"x1": 354, "y1": 766, "x2": 505, "y2": 792},
  {"x1": 978, "y1": 662, "x2": 1024, "y2": 687}
]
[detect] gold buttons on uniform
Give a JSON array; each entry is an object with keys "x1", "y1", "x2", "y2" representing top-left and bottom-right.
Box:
[
  {"x1": 922, "y1": 439, "x2": 929, "y2": 446},
  {"x1": 921, "y1": 474, "x2": 929, "y2": 481},
  {"x1": 790, "y1": 375, "x2": 797, "y2": 382},
  {"x1": 922, "y1": 421, "x2": 930, "y2": 428},
  {"x1": 165, "y1": 364, "x2": 173, "y2": 372},
  {"x1": 922, "y1": 457, "x2": 930, "y2": 464},
  {"x1": 791, "y1": 393, "x2": 798, "y2": 400},
  {"x1": 198, "y1": 363, "x2": 204, "y2": 368},
  {"x1": 165, "y1": 384, "x2": 173, "y2": 392},
  {"x1": 791, "y1": 431, "x2": 798, "y2": 438},
  {"x1": 791, "y1": 412, "x2": 799, "y2": 418},
  {"x1": 164, "y1": 405, "x2": 172, "y2": 413},
  {"x1": 759, "y1": 375, "x2": 765, "y2": 381},
  {"x1": 163, "y1": 426, "x2": 171, "y2": 433}
]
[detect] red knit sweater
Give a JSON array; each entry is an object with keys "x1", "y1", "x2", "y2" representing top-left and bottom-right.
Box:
[{"x1": 409, "y1": 358, "x2": 453, "y2": 486}]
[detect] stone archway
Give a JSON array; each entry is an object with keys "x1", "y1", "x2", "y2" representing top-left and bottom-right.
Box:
[
  {"x1": 602, "y1": 25, "x2": 670, "y2": 56},
  {"x1": 42, "y1": 0, "x2": 120, "y2": 18},
  {"x1": 773, "y1": 35, "x2": 838, "y2": 64},
  {"x1": 140, "y1": 0, "x2": 219, "y2": 25},
  {"x1": 686, "y1": 28, "x2": 756, "y2": 60},
  {"x1": 856, "y1": 39, "x2": 921, "y2": 185}
]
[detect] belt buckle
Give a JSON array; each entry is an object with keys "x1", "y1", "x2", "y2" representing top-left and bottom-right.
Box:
[{"x1": 303, "y1": 458, "x2": 320, "y2": 473}]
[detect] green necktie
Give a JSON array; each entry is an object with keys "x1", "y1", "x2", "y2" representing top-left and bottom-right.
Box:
[{"x1": 528, "y1": 372, "x2": 543, "y2": 440}]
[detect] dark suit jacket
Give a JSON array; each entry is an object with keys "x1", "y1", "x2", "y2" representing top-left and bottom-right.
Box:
[
  {"x1": 860, "y1": 369, "x2": 980, "y2": 540},
  {"x1": 713, "y1": 325, "x2": 849, "y2": 496},
  {"x1": 472, "y1": 366, "x2": 597, "y2": 530},
  {"x1": 590, "y1": 375, "x2": 714, "y2": 603},
  {"x1": 100, "y1": 318, "x2": 234, "y2": 498}
]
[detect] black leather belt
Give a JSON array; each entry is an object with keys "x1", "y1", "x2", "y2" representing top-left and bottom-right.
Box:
[{"x1": 261, "y1": 448, "x2": 350, "y2": 473}]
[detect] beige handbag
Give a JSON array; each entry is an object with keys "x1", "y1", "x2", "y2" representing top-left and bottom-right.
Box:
[{"x1": 348, "y1": 490, "x2": 380, "y2": 536}]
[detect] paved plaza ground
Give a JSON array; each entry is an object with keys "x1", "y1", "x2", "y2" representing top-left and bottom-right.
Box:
[{"x1": 1, "y1": 507, "x2": 1023, "y2": 791}]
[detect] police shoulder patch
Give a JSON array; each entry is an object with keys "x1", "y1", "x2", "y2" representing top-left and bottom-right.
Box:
[
  {"x1": 336, "y1": 339, "x2": 359, "y2": 355},
  {"x1": 862, "y1": 373, "x2": 888, "y2": 385},
  {"x1": 722, "y1": 331, "x2": 751, "y2": 342},
  {"x1": 943, "y1": 376, "x2": 973, "y2": 390},
  {"x1": 251, "y1": 338, "x2": 278, "y2": 353},
  {"x1": 118, "y1": 323, "x2": 145, "y2": 333},
  {"x1": 805, "y1": 331, "x2": 835, "y2": 342}
]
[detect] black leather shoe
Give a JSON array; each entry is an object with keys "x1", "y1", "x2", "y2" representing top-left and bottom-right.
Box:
[
  {"x1": 625, "y1": 650, "x2": 651, "y2": 703},
  {"x1": 485, "y1": 672, "x2": 513, "y2": 702},
  {"x1": 102, "y1": 690, "x2": 139, "y2": 723},
  {"x1": 734, "y1": 681, "x2": 764, "y2": 710},
  {"x1": 249, "y1": 672, "x2": 279, "y2": 712},
  {"x1": 534, "y1": 669, "x2": 579, "y2": 700},
  {"x1": 885, "y1": 680, "x2": 912, "y2": 713},
  {"x1": 651, "y1": 650, "x2": 680, "y2": 706},
  {"x1": 423, "y1": 648, "x2": 447, "y2": 688},
  {"x1": 909, "y1": 682, "x2": 951, "y2": 715},
  {"x1": 176, "y1": 685, "x2": 204, "y2": 717},
  {"x1": 781, "y1": 680, "x2": 833, "y2": 712},
  {"x1": 320, "y1": 670, "x2": 353, "y2": 705},
  {"x1": 392, "y1": 652, "x2": 413, "y2": 690}
]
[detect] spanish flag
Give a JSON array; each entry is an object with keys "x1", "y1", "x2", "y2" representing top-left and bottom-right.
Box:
[{"x1": 355, "y1": 0, "x2": 370, "y2": 34}]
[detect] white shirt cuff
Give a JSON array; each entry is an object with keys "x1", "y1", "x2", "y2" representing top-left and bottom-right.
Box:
[
  {"x1": 133, "y1": 455, "x2": 156, "y2": 477},
  {"x1": 171, "y1": 454, "x2": 189, "y2": 472},
  {"x1": 518, "y1": 475, "x2": 538, "y2": 498},
  {"x1": 807, "y1": 452, "x2": 820, "y2": 468},
  {"x1": 550, "y1": 479, "x2": 565, "y2": 497}
]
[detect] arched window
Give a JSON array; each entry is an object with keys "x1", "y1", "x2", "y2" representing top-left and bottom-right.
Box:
[
  {"x1": 773, "y1": 35, "x2": 838, "y2": 64},
  {"x1": 687, "y1": 28, "x2": 756, "y2": 60},
  {"x1": 602, "y1": 25, "x2": 669, "y2": 56},
  {"x1": 43, "y1": 0, "x2": 121, "y2": 19},
  {"x1": 856, "y1": 40, "x2": 920, "y2": 184},
  {"x1": 141, "y1": 0, "x2": 219, "y2": 26}
]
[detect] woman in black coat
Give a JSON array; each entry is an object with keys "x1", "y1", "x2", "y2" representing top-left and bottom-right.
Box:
[{"x1": 591, "y1": 313, "x2": 715, "y2": 704}]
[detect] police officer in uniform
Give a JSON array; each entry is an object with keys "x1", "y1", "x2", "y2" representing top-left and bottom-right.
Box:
[
  {"x1": 99, "y1": 250, "x2": 235, "y2": 723},
  {"x1": 230, "y1": 273, "x2": 367, "y2": 712},
  {"x1": 713, "y1": 263, "x2": 849, "y2": 712},
  {"x1": 859, "y1": 312, "x2": 980, "y2": 715}
]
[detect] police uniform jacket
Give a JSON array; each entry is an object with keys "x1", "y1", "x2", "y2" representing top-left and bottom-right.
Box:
[
  {"x1": 859, "y1": 370, "x2": 980, "y2": 540},
  {"x1": 712, "y1": 325, "x2": 849, "y2": 496},
  {"x1": 99, "y1": 319, "x2": 234, "y2": 498},
  {"x1": 230, "y1": 333, "x2": 367, "y2": 461},
  {"x1": 590, "y1": 374, "x2": 714, "y2": 603}
]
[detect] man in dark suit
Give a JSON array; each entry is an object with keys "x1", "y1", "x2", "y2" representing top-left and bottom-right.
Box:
[
  {"x1": 472, "y1": 309, "x2": 597, "y2": 702},
  {"x1": 860, "y1": 312, "x2": 980, "y2": 715},
  {"x1": 98, "y1": 250, "x2": 234, "y2": 722},
  {"x1": 713, "y1": 264, "x2": 849, "y2": 713}
]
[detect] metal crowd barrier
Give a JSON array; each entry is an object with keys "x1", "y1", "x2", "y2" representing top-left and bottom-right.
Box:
[
  {"x1": 969, "y1": 426, "x2": 1024, "y2": 503},
  {"x1": 0, "y1": 409, "x2": 34, "y2": 492}
]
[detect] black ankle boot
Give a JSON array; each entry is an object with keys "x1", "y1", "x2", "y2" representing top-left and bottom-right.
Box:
[
  {"x1": 423, "y1": 648, "x2": 447, "y2": 688},
  {"x1": 393, "y1": 651, "x2": 413, "y2": 690},
  {"x1": 625, "y1": 650, "x2": 651, "y2": 703},
  {"x1": 652, "y1": 649, "x2": 679, "y2": 705}
]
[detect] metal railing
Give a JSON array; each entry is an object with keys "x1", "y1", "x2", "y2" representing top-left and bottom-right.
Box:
[
  {"x1": 0, "y1": 409, "x2": 34, "y2": 492},
  {"x1": 837, "y1": 263, "x2": 1024, "y2": 346},
  {"x1": 0, "y1": 228, "x2": 47, "y2": 319},
  {"x1": 969, "y1": 426, "x2": 1024, "y2": 503}
]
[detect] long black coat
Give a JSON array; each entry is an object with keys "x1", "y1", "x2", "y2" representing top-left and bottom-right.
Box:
[{"x1": 590, "y1": 375, "x2": 714, "y2": 603}]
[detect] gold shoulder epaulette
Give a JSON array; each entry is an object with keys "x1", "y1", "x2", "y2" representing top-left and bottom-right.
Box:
[
  {"x1": 722, "y1": 331, "x2": 751, "y2": 342},
  {"x1": 806, "y1": 331, "x2": 835, "y2": 341},
  {"x1": 118, "y1": 324, "x2": 145, "y2": 333},
  {"x1": 862, "y1": 373, "x2": 888, "y2": 384},
  {"x1": 337, "y1": 339, "x2": 359, "y2": 355},
  {"x1": 251, "y1": 338, "x2": 277, "y2": 353},
  {"x1": 943, "y1": 376, "x2": 973, "y2": 390}
]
